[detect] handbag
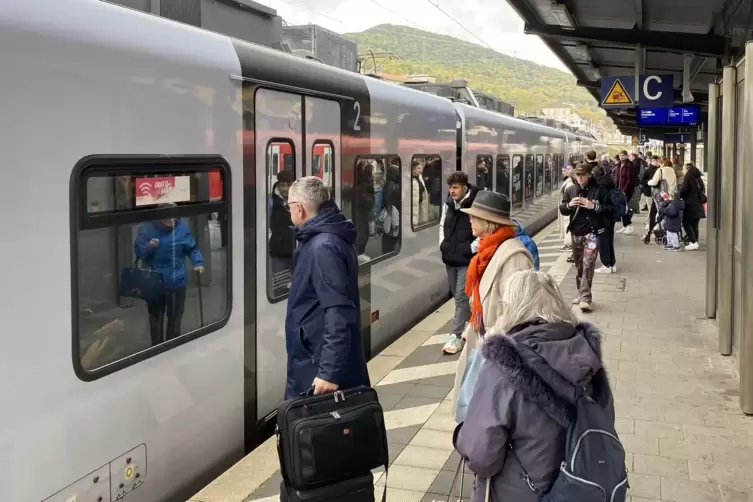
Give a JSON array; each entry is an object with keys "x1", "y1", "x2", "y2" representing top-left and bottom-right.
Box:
[
  {"x1": 454, "y1": 334, "x2": 487, "y2": 424},
  {"x1": 696, "y1": 179, "x2": 708, "y2": 205},
  {"x1": 276, "y1": 386, "x2": 388, "y2": 495},
  {"x1": 119, "y1": 259, "x2": 164, "y2": 303}
]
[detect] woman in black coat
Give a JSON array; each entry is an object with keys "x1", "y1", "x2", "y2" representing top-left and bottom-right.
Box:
[{"x1": 678, "y1": 163, "x2": 705, "y2": 250}]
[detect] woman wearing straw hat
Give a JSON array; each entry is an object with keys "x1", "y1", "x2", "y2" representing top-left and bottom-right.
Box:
[{"x1": 451, "y1": 190, "x2": 534, "y2": 419}]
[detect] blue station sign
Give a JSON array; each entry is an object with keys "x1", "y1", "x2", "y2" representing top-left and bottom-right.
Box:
[
  {"x1": 637, "y1": 106, "x2": 699, "y2": 127},
  {"x1": 600, "y1": 74, "x2": 675, "y2": 109}
]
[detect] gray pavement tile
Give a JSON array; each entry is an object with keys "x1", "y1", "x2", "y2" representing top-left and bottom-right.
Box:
[
  {"x1": 419, "y1": 374, "x2": 457, "y2": 388},
  {"x1": 387, "y1": 426, "x2": 422, "y2": 445},
  {"x1": 393, "y1": 395, "x2": 443, "y2": 410},
  {"x1": 407, "y1": 384, "x2": 452, "y2": 400},
  {"x1": 428, "y1": 469, "x2": 474, "y2": 498},
  {"x1": 395, "y1": 345, "x2": 450, "y2": 370}
]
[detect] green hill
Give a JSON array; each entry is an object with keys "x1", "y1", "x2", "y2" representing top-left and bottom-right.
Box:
[{"x1": 344, "y1": 24, "x2": 610, "y2": 126}]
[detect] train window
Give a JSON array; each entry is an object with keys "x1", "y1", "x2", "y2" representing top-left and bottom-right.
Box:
[
  {"x1": 495, "y1": 155, "x2": 510, "y2": 199},
  {"x1": 535, "y1": 154, "x2": 544, "y2": 197},
  {"x1": 73, "y1": 156, "x2": 231, "y2": 380},
  {"x1": 311, "y1": 140, "x2": 336, "y2": 195},
  {"x1": 412, "y1": 154, "x2": 443, "y2": 231},
  {"x1": 544, "y1": 154, "x2": 552, "y2": 193},
  {"x1": 524, "y1": 154, "x2": 534, "y2": 201},
  {"x1": 476, "y1": 155, "x2": 492, "y2": 191},
  {"x1": 511, "y1": 154, "x2": 524, "y2": 209},
  {"x1": 355, "y1": 155, "x2": 402, "y2": 265},
  {"x1": 267, "y1": 140, "x2": 297, "y2": 301}
]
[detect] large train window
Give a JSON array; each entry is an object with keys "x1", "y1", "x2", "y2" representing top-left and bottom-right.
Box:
[
  {"x1": 311, "y1": 140, "x2": 335, "y2": 195},
  {"x1": 544, "y1": 154, "x2": 552, "y2": 193},
  {"x1": 72, "y1": 156, "x2": 231, "y2": 380},
  {"x1": 267, "y1": 140, "x2": 297, "y2": 301},
  {"x1": 495, "y1": 154, "x2": 510, "y2": 199},
  {"x1": 412, "y1": 154, "x2": 443, "y2": 231},
  {"x1": 535, "y1": 154, "x2": 544, "y2": 197},
  {"x1": 524, "y1": 154, "x2": 534, "y2": 201},
  {"x1": 512, "y1": 154, "x2": 524, "y2": 209},
  {"x1": 476, "y1": 155, "x2": 492, "y2": 191},
  {"x1": 356, "y1": 155, "x2": 402, "y2": 265}
]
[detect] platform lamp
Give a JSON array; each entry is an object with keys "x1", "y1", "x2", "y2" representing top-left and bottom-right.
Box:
[{"x1": 550, "y1": 2, "x2": 576, "y2": 30}]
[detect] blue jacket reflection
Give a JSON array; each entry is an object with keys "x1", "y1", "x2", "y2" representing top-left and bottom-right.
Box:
[
  {"x1": 134, "y1": 219, "x2": 204, "y2": 289},
  {"x1": 284, "y1": 200, "x2": 370, "y2": 399}
]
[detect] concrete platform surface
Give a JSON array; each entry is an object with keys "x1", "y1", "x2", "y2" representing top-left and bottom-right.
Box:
[{"x1": 190, "y1": 221, "x2": 753, "y2": 502}]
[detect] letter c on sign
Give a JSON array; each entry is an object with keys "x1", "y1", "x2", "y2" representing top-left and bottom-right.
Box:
[{"x1": 643, "y1": 75, "x2": 662, "y2": 101}]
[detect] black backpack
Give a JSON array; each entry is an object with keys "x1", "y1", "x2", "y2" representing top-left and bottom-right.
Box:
[
  {"x1": 512, "y1": 371, "x2": 628, "y2": 502},
  {"x1": 607, "y1": 187, "x2": 628, "y2": 221}
]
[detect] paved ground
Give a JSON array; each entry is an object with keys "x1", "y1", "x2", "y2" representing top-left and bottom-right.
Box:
[{"x1": 191, "y1": 220, "x2": 753, "y2": 502}]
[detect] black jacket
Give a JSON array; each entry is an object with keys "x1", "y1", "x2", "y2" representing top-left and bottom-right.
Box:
[
  {"x1": 659, "y1": 198, "x2": 684, "y2": 233},
  {"x1": 559, "y1": 180, "x2": 612, "y2": 236},
  {"x1": 269, "y1": 190, "x2": 295, "y2": 258},
  {"x1": 679, "y1": 165, "x2": 706, "y2": 220},
  {"x1": 639, "y1": 164, "x2": 658, "y2": 196},
  {"x1": 440, "y1": 186, "x2": 479, "y2": 267}
]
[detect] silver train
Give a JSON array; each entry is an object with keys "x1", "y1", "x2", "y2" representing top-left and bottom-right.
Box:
[{"x1": 0, "y1": 1, "x2": 602, "y2": 501}]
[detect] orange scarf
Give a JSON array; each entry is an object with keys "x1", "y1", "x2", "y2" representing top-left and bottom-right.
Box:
[{"x1": 465, "y1": 226, "x2": 517, "y2": 331}]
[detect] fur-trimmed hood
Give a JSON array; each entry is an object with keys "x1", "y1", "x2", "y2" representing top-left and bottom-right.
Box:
[{"x1": 481, "y1": 320, "x2": 605, "y2": 428}]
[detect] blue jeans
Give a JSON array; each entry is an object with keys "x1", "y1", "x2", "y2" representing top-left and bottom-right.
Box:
[{"x1": 446, "y1": 265, "x2": 470, "y2": 336}]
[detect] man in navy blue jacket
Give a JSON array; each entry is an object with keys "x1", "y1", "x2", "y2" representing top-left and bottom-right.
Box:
[{"x1": 284, "y1": 176, "x2": 370, "y2": 398}]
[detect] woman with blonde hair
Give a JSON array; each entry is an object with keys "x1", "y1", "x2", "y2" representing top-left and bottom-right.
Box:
[
  {"x1": 451, "y1": 191, "x2": 534, "y2": 419},
  {"x1": 453, "y1": 270, "x2": 614, "y2": 502}
]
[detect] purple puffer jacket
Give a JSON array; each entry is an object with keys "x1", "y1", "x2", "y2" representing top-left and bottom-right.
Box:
[{"x1": 453, "y1": 321, "x2": 614, "y2": 502}]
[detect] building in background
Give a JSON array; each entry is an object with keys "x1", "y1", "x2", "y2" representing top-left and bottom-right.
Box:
[
  {"x1": 282, "y1": 24, "x2": 358, "y2": 72},
  {"x1": 106, "y1": 0, "x2": 284, "y2": 49},
  {"x1": 541, "y1": 104, "x2": 604, "y2": 142}
]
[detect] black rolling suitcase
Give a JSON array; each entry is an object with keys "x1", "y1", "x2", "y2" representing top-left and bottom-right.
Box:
[{"x1": 276, "y1": 386, "x2": 389, "y2": 501}]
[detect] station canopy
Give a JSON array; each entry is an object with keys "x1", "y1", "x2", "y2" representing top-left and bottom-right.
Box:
[{"x1": 505, "y1": 0, "x2": 753, "y2": 137}]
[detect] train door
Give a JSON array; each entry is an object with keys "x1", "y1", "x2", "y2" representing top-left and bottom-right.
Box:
[
  {"x1": 254, "y1": 88, "x2": 304, "y2": 420},
  {"x1": 305, "y1": 96, "x2": 341, "y2": 205}
]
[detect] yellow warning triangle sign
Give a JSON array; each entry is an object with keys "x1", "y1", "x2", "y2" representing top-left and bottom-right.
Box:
[{"x1": 603, "y1": 79, "x2": 633, "y2": 105}]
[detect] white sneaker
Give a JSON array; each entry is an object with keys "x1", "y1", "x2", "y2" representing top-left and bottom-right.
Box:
[
  {"x1": 442, "y1": 334, "x2": 465, "y2": 355},
  {"x1": 615, "y1": 227, "x2": 625, "y2": 234},
  {"x1": 595, "y1": 265, "x2": 613, "y2": 274},
  {"x1": 611, "y1": 265, "x2": 618, "y2": 273},
  {"x1": 686, "y1": 242, "x2": 699, "y2": 250},
  {"x1": 644, "y1": 223, "x2": 650, "y2": 230},
  {"x1": 622, "y1": 225, "x2": 635, "y2": 235},
  {"x1": 579, "y1": 301, "x2": 593, "y2": 312}
]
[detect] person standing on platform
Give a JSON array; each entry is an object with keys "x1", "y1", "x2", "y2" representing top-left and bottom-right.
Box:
[
  {"x1": 593, "y1": 165, "x2": 618, "y2": 274},
  {"x1": 678, "y1": 162, "x2": 705, "y2": 250},
  {"x1": 284, "y1": 176, "x2": 369, "y2": 398},
  {"x1": 560, "y1": 163, "x2": 612, "y2": 312},
  {"x1": 614, "y1": 151, "x2": 637, "y2": 235},
  {"x1": 440, "y1": 171, "x2": 479, "y2": 355}
]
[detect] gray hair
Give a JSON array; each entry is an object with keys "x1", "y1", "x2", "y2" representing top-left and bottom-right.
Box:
[
  {"x1": 600, "y1": 154, "x2": 609, "y2": 162},
  {"x1": 289, "y1": 176, "x2": 331, "y2": 214},
  {"x1": 489, "y1": 270, "x2": 578, "y2": 336}
]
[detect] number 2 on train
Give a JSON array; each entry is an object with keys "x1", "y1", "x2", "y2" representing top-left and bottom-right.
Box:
[{"x1": 353, "y1": 101, "x2": 361, "y2": 131}]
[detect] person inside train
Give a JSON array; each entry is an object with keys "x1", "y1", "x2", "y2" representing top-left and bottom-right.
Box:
[
  {"x1": 476, "y1": 158, "x2": 490, "y2": 191},
  {"x1": 454, "y1": 270, "x2": 614, "y2": 502},
  {"x1": 355, "y1": 159, "x2": 375, "y2": 263},
  {"x1": 613, "y1": 151, "x2": 636, "y2": 236},
  {"x1": 381, "y1": 163, "x2": 401, "y2": 255},
  {"x1": 370, "y1": 160, "x2": 385, "y2": 237},
  {"x1": 133, "y1": 203, "x2": 204, "y2": 346},
  {"x1": 284, "y1": 176, "x2": 369, "y2": 398},
  {"x1": 412, "y1": 158, "x2": 429, "y2": 227},
  {"x1": 560, "y1": 163, "x2": 613, "y2": 312},
  {"x1": 678, "y1": 162, "x2": 705, "y2": 250},
  {"x1": 643, "y1": 158, "x2": 677, "y2": 245},
  {"x1": 425, "y1": 157, "x2": 444, "y2": 221},
  {"x1": 439, "y1": 171, "x2": 479, "y2": 355},
  {"x1": 451, "y1": 190, "x2": 534, "y2": 418},
  {"x1": 268, "y1": 170, "x2": 296, "y2": 276},
  {"x1": 593, "y1": 165, "x2": 618, "y2": 274}
]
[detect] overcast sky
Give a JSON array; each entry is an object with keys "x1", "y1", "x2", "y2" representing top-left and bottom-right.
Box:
[{"x1": 261, "y1": 0, "x2": 568, "y2": 71}]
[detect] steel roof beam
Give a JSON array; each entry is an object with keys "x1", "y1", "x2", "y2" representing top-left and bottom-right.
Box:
[{"x1": 525, "y1": 23, "x2": 727, "y2": 57}]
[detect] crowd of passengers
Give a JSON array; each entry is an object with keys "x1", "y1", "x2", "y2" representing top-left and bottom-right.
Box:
[{"x1": 277, "y1": 174, "x2": 618, "y2": 501}]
